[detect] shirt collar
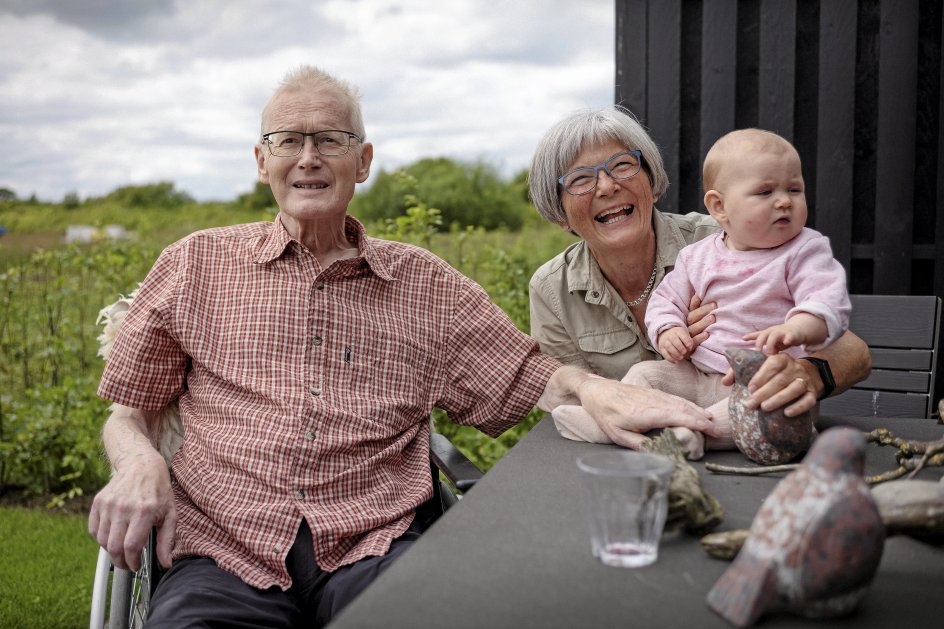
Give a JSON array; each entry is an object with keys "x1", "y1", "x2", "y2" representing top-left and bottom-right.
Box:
[
  {"x1": 253, "y1": 214, "x2": 396, "y2": 281},
  {"x1": 652, "y1": 209, "x2": 688, "y2": 273},
  {"x1": 253, "y1": 215, "x2": 295, "y2": 264}
]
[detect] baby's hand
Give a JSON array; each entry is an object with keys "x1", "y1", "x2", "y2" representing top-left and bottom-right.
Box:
[
  {"x1": 744, "y1": 323, "x2": 804, "y2": 355},
  {"x1": 658, "y1": 326, "x2": 694, "y2": 363},
  {"x1": 745, "y1": 313, "x2": 827, "y2": 355}
]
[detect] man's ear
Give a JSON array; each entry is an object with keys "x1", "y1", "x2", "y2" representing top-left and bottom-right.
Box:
[
  {"x1": 704, "y1": 190, "x2": 726, "y2": 224},
  {"x1": 254, "y1": 144, "x2": 269, "y2": 184},
  {"x1": 356, "y1": 142, "x2": 373, "y2": 183}
]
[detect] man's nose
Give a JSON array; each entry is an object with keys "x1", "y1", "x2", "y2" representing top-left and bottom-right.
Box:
[{"x1": 297, "y1": 138, "x2": 323, "y2": 164}]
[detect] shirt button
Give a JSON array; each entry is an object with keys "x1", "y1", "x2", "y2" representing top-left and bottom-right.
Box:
[
  {"x1": 316, "y1": 281, "x2": 325, "y2": 290},
  {"x1": 309, "y1": 387, "x2": 321, "y2": 397},
  {"x1": 305, "y1": 430, "x2": 315, "y2": 441},
  {"x1": 273, "y1": 545, "x2": 282, "y2": 554},
  {"x1": 313, "y1": 335, "x2": 323, "y2": 346},
  {"x1": 294, "y1": 489, "x2": 305, "y2": 500},
  {"x1": 591, "y1": 290, "x2": 600, "y2": 298}
]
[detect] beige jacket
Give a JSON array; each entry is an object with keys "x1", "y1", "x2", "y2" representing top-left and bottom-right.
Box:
[{"x1": 529, "y1": 211, "x2": 720, "y2": 381}]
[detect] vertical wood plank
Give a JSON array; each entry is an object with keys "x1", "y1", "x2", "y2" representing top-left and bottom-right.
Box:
[
  {"x1": 815, "y1": 0, "x2": 858, "y2": 268},
  {"x1": 758, "y1": 0, "x2": 797, "y2": 138},
  {"x1": 647, "y1": 0, "x2": 682, "y2": 212},
  {"x1": 615, "y1": 0, "x2": 648, "y2": 119},
  {"x1": 935, "y1": 0, "x2": 944, "y2": 300},
  {"x1": 700, "y1": 0, "x2": 738, "y2": 164},
  {"x1": 874, "y1": 0, "x2": 919, "y2": 293},
  {"x1": 677, "y1": 1, "x2": 704, "y2": 213},
  {"x1": 935, "y1": 1, "x2": 944, "y2": 405}
]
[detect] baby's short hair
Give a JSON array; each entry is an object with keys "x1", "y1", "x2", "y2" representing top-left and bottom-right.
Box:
[{"x1": 703, "y1": 129, "x2": 797, "y2": 192}]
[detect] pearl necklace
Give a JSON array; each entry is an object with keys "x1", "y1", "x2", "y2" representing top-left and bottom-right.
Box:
[{"x1": 625, "y1": 264, "x2": 658, "y2": 307}]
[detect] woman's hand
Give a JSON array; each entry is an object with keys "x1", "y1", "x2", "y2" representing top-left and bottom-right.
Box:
[
  {"x1": 721, "y1": 353, "x2": 817, "y2": 417},
  {"x1": 686, "y1": 296, "x2": 716, "y2": 349}
]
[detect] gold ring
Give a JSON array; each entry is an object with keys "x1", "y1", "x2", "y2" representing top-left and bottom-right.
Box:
[{"x1": 795, "y1": 377, "x2": 807, "y2": 386}]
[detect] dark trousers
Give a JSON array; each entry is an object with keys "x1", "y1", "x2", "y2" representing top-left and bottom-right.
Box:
[{"x1": 145, "y1": 514, "x2": 427, "y2": 628}]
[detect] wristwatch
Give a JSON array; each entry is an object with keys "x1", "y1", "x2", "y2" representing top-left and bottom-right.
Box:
[{"x1": 801, "y1": 357, "x2": 835, "y2": 401}]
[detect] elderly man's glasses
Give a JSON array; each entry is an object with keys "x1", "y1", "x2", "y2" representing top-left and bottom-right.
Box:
[
  {"x1": 262, "y1": 130, "x2": 361, "y2": 157},
  {"x1": 558, "y1": 150, "x2": 643, "y2": 196}
]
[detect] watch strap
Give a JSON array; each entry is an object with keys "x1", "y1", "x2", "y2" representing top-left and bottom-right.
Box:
[{"x1": 801, "y1": 356, "x2": 835, "y2": 401}]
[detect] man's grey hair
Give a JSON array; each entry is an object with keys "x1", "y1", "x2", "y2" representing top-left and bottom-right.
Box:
[
  {"x1": 261, "y1": 65, "x2": 366, "y2": 140},
  {"x1": 528, "y1": 105, "x2": 668, "y2": 224}
]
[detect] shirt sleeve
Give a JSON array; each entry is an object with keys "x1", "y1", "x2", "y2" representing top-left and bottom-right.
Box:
[
  {"x1": 97, "y1": 244, "x2": 189, "y2": 411},
  {"x1": 645, "y1": 249, "x2": 696, "y2": 349},
  {"x1": 784, "y1": 233, "x2": 852, "y2": 350},
  {"x1": 440, "y1": 277, "x2": 561, "y2": 437}
]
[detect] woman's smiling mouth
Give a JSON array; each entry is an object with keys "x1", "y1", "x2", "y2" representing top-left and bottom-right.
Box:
[{"x1": 595, "y1": 205, "x2": 635, "y2": 224}]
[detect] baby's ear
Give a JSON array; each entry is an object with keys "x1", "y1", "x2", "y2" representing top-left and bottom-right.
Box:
[{"x1": 704, "y1": 190, "x2": 726, "y2": 224}]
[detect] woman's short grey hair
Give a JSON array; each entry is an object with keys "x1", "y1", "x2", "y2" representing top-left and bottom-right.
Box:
[{"x1": 528, "y1": 105, "x2": 668, "y2": 224}]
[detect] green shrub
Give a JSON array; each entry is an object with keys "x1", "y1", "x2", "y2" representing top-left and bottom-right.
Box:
[{"x1": 0, "y1": 241, "x2": 159, "y2": 501}]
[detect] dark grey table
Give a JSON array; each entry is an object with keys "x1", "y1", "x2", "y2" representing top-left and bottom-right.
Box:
[{"x1": 330, "y1": 416, "x2": 944, "y2": 628}]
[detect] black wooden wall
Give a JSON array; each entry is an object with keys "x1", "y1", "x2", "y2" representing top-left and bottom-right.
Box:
[{"x1": 615, "y1": 0, "x2": 944, "y2": 410}]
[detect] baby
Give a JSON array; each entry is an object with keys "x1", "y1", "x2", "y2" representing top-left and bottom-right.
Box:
[{"x1": 553, "y1": 128, "x2": 850, "y2": 458}]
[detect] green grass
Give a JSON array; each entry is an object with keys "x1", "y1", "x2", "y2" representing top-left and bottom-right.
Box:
[{"x1": 0, "y1": 507, "x2": 99, "y2": 628}]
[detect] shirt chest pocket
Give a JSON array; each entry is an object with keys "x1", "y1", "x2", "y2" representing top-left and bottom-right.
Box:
[
  {"x1": 576, "y1": 328, "x2": 648, "y2": 381},
  {"x1": 346, "y1": 333, "x2": 431, "y2": 419}
]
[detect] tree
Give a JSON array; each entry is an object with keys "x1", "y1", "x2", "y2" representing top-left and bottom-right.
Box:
[
  {"x1": 62, "y1": 191, "x2": 81, "y2": 209},
  {"x1": 99, "y1": 182, "x2": 193, "y2": 209},
  {"x1": 350, "y1": 157, "x2": 530, "y2": 230},
  {"x1": 236, "y1": 182, "x2": 276, "y2": 212}
]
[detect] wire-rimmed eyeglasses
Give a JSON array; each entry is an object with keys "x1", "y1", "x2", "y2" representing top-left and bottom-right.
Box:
[
  {"x1": 262, "y1": 130, "x2": 361, "y2": 157},
  {"x1": 558, "y1": 150, "x2": 643, "y2": 196}
]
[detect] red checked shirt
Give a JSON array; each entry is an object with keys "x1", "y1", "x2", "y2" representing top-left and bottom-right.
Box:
[{"x1": 98, "y1": 215, "x2": 560, "y2": 590}]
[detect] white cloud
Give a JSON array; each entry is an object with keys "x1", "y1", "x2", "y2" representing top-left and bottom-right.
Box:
[{"x1": 0, "y1": 0, "x2": 614, "y2": 202}]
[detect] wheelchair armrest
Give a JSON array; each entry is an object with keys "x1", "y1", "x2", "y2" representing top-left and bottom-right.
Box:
[{"x1": 430, "y1": 432, "x2": 483, "y2": 493}]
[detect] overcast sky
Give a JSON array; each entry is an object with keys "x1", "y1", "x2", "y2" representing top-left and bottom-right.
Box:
[{"x1": 1, "y1": 0, "x2": 615, "y2": 202}]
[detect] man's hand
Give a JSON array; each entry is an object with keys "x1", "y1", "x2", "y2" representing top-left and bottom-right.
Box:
[
  {"x1": 577, "y1": 377, "x2": 718, "y2": 449},
  {"x1": 539, "y1": 366, "x2": 718, "y2": 451},
  {"x1": 88, "y1": 405, "x2": 177, "y2": 570},
  {"x1": 89, "y1": 454, "x2": 176, "y2": 570}
]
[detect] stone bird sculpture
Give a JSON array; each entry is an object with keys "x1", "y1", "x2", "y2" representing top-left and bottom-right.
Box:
[
  {"x1": 706, "y1": 427, "x2": 885, "y2": 627},
  {"x1": 726, "y1": 348, "x2": 814, "y2": 465}
]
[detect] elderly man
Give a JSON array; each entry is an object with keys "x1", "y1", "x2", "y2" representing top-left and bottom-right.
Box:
[{"x1": 89, "y1": 66, "x2": 717, "y2": 627}]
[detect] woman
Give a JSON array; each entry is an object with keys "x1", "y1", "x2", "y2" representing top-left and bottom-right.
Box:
[{"x1": 528, "y1": 106, "x2": 870, "y2": 450}]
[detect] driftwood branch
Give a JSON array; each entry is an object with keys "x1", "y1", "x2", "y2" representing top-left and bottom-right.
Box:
[
  {"x1": 705, "y1": 428, "x2": 944, "y2": 484},
  {"x1": 705, "y1": 462, "x2": 799, "y2": 476},
  {"x1": 863, "y1": 429, "x2": 944, "y2": 483}
]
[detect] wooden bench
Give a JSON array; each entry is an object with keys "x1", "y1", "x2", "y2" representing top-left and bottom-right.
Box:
[{"x1": 820, "y1": 295, "x2": 941, "y2": 418}]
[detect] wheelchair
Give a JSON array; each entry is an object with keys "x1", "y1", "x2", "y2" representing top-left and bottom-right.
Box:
[
  {"x1": 88, "y1": 431, "x2": 481, "y2": 628},
  {"x1": 89, "y1": 294, "x2": 484, "y2": 628}
]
